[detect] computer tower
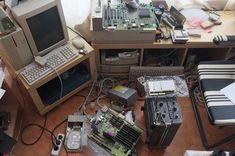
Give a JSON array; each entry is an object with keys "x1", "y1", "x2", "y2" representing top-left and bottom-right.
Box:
[
  {"x1": 0, "y1": 25, "x2": 33, "y2": 70},
  {"x1": 143, "y1": 95, "x2": 182, "y2": 148}
]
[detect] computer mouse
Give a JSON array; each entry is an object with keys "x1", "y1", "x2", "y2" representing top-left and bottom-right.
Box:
[{"x1": 72, "y1": 38, "x2": 84, "y2": 49}]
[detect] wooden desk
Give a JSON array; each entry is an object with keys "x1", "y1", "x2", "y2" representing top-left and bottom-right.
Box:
[
  {"x1": 92, "y1": 11, "x2": 235, "y2": 77},
  {"x1": 16, "y1": 30, "x2": 97, "y2": 115}
]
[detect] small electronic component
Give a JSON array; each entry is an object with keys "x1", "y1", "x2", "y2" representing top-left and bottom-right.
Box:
[
  {"x1": 171, "y1": 29, "x2": 189, "y2": 43},
  {"x1": 88, "y1": 107, "x2": 143, "y2": 156},
  {"x1": 139, "y1": 8, "x2": 151, "y2": 17},
  {"x1": 209, "y1": 11, "x2": 220, "y2": 21}
]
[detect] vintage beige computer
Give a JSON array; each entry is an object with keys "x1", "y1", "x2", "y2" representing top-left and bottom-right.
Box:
[
  {"x1": 11, "y1": 0, "x2": 69, "y2": 57},
  {"x1": 9, "y1": 0, "x2": 79, "y2": 86},
  {"x1": 0, "y1": 8, "x2": 32, "y2": 70}
]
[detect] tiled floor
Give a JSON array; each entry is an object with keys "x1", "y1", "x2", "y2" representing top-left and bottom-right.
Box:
[{"x1": 11, "y1": 87, "x2": 235, "y2": 156}]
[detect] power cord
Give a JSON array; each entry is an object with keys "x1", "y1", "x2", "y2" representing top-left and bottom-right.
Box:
[
  {"x1": 20, "y1": 113, "x2": 69, "y2": 156},
  {"x1": 20, "y1": 113, "x2": 48, "y2": 146},
  {"x1": 46, "y1": 64, "x2": 64, "y2": 99}
]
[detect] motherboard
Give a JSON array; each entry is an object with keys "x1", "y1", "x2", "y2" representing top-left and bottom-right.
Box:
[
  {"x1": 103, "y1": 3, "x2": 157, "y2": 31},
  {"x1": 88, "y1": 106, "x2": 142, "y2": 156},
  {"x1": 91, "y1": 0, "x2": 158, "y2": 43}
]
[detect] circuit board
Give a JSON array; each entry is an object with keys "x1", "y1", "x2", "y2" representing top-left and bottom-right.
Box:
[
  {"x1": 88, "y1": 106, "x2": 142, "y2": 156},
  {"x1": 103, "y1": 2, "x2": 158, "y2": 30}
]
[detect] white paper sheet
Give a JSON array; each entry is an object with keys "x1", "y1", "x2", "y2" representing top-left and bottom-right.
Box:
[
  {"x1": 221, "y1": 82, "x2": 235, "y2": 104},
  {"x1": 0, "y1": 88, "x2": 5, "y2": 99},
  {"x1": 0, "y1": 70, "x2": 5, "y2": 88}
]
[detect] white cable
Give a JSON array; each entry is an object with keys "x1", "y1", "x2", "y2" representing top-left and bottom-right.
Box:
[
  {"x1": 97, "y1": 77, "x2": 115, "y2": 96},
  {"x1": 46, "y1": 64, "x2": 64, "y2": 99},
  {"x1": 80, "y1": 75, "x2": 98, "y2": 121},
  {"x1": 96, "y1": 94, "x2": 108, "y2": 108}
]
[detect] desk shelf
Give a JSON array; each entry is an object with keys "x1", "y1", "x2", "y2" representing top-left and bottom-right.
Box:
[
  {"x1": 93, "y1": 44, "x2": 234, "y2": 77},
  {"x1": 92, "y1": 11, "x2": 235, "y2": 77}
]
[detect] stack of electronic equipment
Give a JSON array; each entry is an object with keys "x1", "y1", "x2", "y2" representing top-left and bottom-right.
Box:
[
  {"x1": 141, "y1": 77, "x2": 182, "y2": 148},
  {"x1": 91, "y1": 0, "x2": 158, "y2": 43},
  {"x1": 161, "y1": 6, "x2": 189, "y2": 43},
  {"x1": 100, "y1": 49, "x2": 139, "y2": 77}
]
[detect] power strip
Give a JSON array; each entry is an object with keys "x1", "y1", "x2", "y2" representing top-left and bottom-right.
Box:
[{"x1": 51, "y1": 133, "x2": 64, "y2": 156}]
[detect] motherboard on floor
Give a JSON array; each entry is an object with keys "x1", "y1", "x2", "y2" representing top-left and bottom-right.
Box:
[{"x1": 88, "y1": 106, "x2": 143, "y2": 156}]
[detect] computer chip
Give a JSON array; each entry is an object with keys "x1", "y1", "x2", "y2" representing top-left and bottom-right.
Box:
[{"x1": 139, "y1": 8, "x2": 150, "y2": 18}]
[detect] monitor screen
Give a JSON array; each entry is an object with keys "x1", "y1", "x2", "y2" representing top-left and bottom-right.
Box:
[{"x1": 26, "y1": 6, "x2": 64, "y2": 52}]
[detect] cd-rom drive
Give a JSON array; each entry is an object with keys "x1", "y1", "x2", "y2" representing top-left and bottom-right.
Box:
[
  {"x1": 100, "y1": 49, "x2": 140, "y2": 75},
  {"x1": 101, "y1": 49, "x2": 139, "y2": 65}
]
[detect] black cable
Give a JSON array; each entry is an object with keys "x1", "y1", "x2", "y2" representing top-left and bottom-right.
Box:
[
  {"x1": 20, "y1": 113, "x2": 48, "y2": 146},
  {"x1": 20, "y1": 114, "x2": 60, "y2": 149},
  {"x1": 21, "y1": 114, "x2": 69, "y2": 156}
]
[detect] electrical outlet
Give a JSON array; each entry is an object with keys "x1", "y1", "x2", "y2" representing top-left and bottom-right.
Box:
[{"x1": 51, "y1": 133, "x2": 64, "y2": 156}]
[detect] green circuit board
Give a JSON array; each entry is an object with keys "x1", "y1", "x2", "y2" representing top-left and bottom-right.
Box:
[
  {"x1": 88, "y1": 107, "x2": 143, "y2": 156},
  {"x1": 103, "y1": 3, "x2": 158, "y2": 30}
]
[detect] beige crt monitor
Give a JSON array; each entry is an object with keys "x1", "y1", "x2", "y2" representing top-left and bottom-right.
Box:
[{"x1": 11, "y1": 0, "x2": 69, "y2": 57}]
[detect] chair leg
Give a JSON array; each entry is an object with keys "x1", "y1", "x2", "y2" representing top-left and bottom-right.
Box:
[{"x1": 190, "y1": 82, "x2": 235, "y2": 150}]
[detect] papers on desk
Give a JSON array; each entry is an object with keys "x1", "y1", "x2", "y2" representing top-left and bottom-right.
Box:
[
  {"x1": 0, "y1": 69, "x2": 5, "y2": 99},
  {"x1": 221, "y1": 82, "x2": 235, "y2": 104}
]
